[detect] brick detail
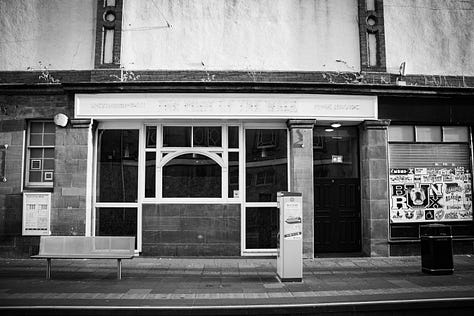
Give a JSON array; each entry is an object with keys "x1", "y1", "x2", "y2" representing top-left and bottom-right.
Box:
[
  {"x1": 358, "y1": 0, "x2": 387, "y2": 72},
  {"x1": 1, "y1": 70, "x2": 474, "y2": 89},
  {"x1": 142, "y1": 204, "x2": 241, "y2": 256},
  {"x1": 94, "y1": 0, "x2": 123, "y2": 68}
]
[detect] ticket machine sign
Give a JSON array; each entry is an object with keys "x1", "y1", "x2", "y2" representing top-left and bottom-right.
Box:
[{"x1": 283, "y1": 200, "x2": 302, "y2": 240}]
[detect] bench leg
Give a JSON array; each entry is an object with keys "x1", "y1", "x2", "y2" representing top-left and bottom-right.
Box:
[
  {"x1": 46, "y1": 258, "x2": 51, "y2": 280},
  {"x1": 117, "y1": 259, "x2": 122, "y2": 280}
]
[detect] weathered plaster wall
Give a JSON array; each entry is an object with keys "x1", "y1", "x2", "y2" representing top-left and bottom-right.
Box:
[
  {"x1": 384, "y1": 0, "x2": 474, "y2": 76},
  {"x1": 122, "y1": 0, "x2": 360, "y2": 71},
  {"x1": 0, "y1": 0, "x2": 95, "y2": 70}
]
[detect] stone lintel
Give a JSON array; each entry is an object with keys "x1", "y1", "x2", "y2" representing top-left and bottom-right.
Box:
[
  {"x1": 287, "y1": 119, "x2": 316, "y2": 130},
  {"x1": 70, "y1": 119, "x2": 92, "y2": 129},
  {"x1": 361, "y1": 119, "x2": 390, "y2": 130}
]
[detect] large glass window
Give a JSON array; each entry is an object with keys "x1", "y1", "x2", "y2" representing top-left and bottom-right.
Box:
[
  {"x1": 97, "y1": 130, "x2": 139, "y2": 202},
  {"x1": 245, "y1": 207, "x2": 279, "y2": 249},
  {"x1": 26, "y1": 121, "x2": 55, "y2": 187},
  {"x1": 245, "y1": 129, "x2": 288, "y2": 202},
  {"x1": 162, "y1": 154, "x2": 222, "y2": 198},
  {"x1": 144, "y1": 124, "x2": 240, "y2": 200}
]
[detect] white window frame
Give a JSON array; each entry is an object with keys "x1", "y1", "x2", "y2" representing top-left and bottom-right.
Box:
[
  {"x1": 143, "y1": 122, "x2": 243, "y2": 204},
  {"x1": 25, "y1": 120, "x2": 55, "y2": 188}
]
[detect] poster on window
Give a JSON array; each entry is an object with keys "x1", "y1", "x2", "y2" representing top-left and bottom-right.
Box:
[
  {"x1": 389, "y1": 167, "x2": 472, "y2": 223},
  {"x1": 22, "y1": 192, "x2": 51, "y2": 236}
]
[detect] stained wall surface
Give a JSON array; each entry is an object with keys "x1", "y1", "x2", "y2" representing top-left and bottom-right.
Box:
[
  {"x1": 121, "y1": 0, "x2": 361, "y2": 71},
  {"x1": 384, "y1": 0, "x2": 474, "y2": 76},
  {"x1": 0, "y1": 0, "x2": 95, "y2": 70}
]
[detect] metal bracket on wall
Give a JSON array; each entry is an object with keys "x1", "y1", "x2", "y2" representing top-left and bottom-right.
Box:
[{"x1": 1, "y1": 144, "x2": 7, "y2": 182}]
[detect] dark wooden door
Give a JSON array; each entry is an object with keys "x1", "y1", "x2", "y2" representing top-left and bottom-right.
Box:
[{"x1": 314, "y1": 178, "x2": 361, "y2": 252}]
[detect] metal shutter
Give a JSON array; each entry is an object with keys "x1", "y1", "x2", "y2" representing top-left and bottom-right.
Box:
[{"x1": 389, "y1": 143, "x2": 471, "y2": 168}]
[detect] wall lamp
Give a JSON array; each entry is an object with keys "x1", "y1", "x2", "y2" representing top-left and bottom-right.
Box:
[{"x1": 54, "y1": 113, "x2": 69, "y2": 127}]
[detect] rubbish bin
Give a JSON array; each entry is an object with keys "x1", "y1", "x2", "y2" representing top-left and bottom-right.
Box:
[{"x1": 420, "y1": 224, "x2": 453, "y2": 275}]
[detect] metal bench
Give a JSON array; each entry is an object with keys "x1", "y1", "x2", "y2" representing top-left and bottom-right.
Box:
[{"x1": 32, "y1": 236, "x2": 135, "y2": 280}]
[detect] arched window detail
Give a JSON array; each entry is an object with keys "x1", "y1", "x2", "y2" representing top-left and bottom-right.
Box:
[{"x1": 162, "y1": 153, "x2": 222, "y2": 198}]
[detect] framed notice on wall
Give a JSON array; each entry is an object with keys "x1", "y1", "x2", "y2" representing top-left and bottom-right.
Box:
[{"x1": 22, "y1": 192, "x2": 51, "y2": 236}]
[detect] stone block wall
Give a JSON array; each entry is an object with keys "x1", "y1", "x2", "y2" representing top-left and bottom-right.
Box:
[
  {"x1": 142, "y1": 204, "x2": 241, "y2": 256},
  {"x1": 51, "y1": 122, "x2": 89, "y2": 236},
  {"x1": 0, "y1": 91, "x2": 84, "y2": 257},
  {"x1": 359, "y1": 120, "x2": 390, "y2": 257}
]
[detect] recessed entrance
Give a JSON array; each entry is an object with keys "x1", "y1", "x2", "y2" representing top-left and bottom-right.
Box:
[{"x1": 313, "y1": 127, "x2": 361, "y2": 253}]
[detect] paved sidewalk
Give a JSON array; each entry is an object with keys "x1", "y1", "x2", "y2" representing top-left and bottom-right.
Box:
[{"x1": 0, "y1": 255, "x2": 473, "y2": 315}]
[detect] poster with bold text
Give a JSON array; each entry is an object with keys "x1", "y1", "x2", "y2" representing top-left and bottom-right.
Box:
[{"x1": 390, "y1": 167, "x2": 472, "y2": 223}]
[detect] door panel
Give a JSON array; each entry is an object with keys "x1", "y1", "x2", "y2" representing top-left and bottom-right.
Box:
[{"x1": 314, "y1": 178, "x2": 361, "y2": 252}]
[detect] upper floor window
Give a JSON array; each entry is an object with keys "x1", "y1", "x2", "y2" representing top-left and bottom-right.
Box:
[{"x1": 26, "y1": 121, "x2": 55, "y2": 187}]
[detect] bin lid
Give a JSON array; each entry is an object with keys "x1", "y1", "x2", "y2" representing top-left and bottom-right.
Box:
[{"x1": 420, "y1": 223, "x2": 452, "y2": 236}]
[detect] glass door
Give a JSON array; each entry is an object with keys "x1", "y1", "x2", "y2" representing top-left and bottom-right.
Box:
[
  {"x1": 243, "y1": 126, "x2": 288, "y2": 255},
  {"x1": 94, "y1": 124, "x2": 141, "y2": 251}
]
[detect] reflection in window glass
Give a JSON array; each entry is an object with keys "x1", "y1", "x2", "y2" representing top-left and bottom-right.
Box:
[
  {"x1": 97, "y1": 130, "x2": 139, "y2": 202},
  {"x1": 388, "y1": 126, "x2": 414, "y2": 142},
  {"x1": 443, "y1": 126, "x2": 469, "y2": 142},
  {"x1": 145, "y1": 152, "x2": 156, "y2": 198},
  {"x1": 163, "y1": 126, "x2": 191, "y2": 147},
  {"x1": 163, "y1": 154, "x2": 221, "y2": 197},
  {"x1": 27, "y1": 121, "x2": 55, "y2": 185},
  {"x1": 228, "y1": 126, "x2": 239, "y2": 148},
  {"x1": 96, "y1": 208, "x2": 137, "y2": 248},
  {"x1": 146, "y1": 126, "x2": 157, "y2": 148},
  {"x1": 313, "y1": 127, "x2": 358, "y2": 178},
  {"x1": 246, "y1": 207, "x2": 279, "y2": 249},
  {"x1": 245, "y1": 129, "x2": 287, "y2": 202},
  {"x1": 415, "y1": 126, "x2": 441, "y2": 142},
  {"x1": 193, "y1": 126, "x2": 222, "y2": 147},
  {"x1": 228, "y1": 152, "x2": 239, "y2": 198}
]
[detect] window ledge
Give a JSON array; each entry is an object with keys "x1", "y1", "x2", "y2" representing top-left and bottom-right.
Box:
[
  {"x1": 23, "y1": 186, "x2": 54, "y2": 193},
  {"x1": 389, "y1": 237, "x2": 474, "y2": 244}
]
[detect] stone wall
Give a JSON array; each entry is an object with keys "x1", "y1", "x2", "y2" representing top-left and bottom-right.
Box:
[
  {"x1": 0, "y1": 91, "x2": 85, "y2": 257},
  {"x1": 359, "y1": 120, "x2": 390, "y2": 257},
  {"x1": 142, "y1": 204, "x2": 241, "y2": 256}
]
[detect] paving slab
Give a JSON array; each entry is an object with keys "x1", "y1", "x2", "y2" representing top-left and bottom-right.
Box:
[{"x1": 0, "y1": 256, "x2": 473, "y2": 315}]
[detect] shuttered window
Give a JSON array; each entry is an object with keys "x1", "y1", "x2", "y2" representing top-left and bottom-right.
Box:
[
  {"x1": 388, "y1": 125, "x2": 473, "y2": 240},
  {"x1": 389, "y1": 143, "x2": 471, "y2": 169}
]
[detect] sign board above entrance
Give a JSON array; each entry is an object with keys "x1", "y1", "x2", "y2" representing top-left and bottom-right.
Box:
[{"x1": 75, "y1": 93, "x2": 377, "y2": 120}]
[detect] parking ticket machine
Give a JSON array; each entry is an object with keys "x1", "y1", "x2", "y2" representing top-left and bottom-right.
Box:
[{"x1": 277, "y1": 191, "x2": 303, "y2": 282}]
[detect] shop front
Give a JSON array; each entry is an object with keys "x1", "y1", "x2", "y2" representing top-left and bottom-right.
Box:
[{"x1": 75, "y1": 93, "x2": 377, "y2": 257}]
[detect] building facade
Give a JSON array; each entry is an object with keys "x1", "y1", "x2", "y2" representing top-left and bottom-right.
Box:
[{"x1": 0, "y1": 0, "x2": 473, "y2": 258}]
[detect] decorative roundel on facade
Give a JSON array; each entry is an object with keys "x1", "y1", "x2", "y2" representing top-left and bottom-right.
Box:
[
  {"x1": 366, "y1": 15, "x2": 377, "y2": 27},
  {"x1": 104, "y1": 11, "x2": 116, "y2": 22}
]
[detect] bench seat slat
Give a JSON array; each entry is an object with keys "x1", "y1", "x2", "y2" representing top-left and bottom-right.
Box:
[{"x1": 32, "y1": 255, "x2": 135, "y2": 259}]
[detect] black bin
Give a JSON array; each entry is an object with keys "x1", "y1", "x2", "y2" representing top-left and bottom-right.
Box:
[{"x1": 420, "y1": 224, "x2": 453, "y2": 275}]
